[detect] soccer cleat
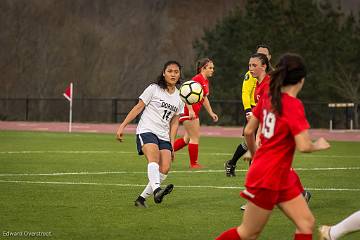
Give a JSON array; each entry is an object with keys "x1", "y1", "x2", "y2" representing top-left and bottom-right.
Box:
[
  {"x1": 302, "y1": 190, "x2": 312, "y2": 203},
  {"x1": 153, "y1": 184, "x2": 174, "y2": 204},
  {"x1": 224, "y1": 160, "x2": 236, "y2": 177},
  {"x1": 318, "y1": 225, "x2": 332, "y2": 240},
  {"x1": 134, "y1": 196, "x2": 148, "y2": 208},
  {"x1": 190, "y1": 163, "x2": 203, "y2": 169}
]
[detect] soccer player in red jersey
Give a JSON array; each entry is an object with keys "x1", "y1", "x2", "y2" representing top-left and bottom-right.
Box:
[
  {"x1": 216, "y1": 53, "x2": 330, "y2": 240},
  {"x1": 245, "y1": 52, "x2": 270, "y2": 163},
  {"x1": 229, "y1": 53, "x2": 312, "y2": 211},
  {"x1": 252, "y1": 53, "x2": 271, "y2": 103},
  {"x1": 225, "y1": 48, "x2": 272, "y2": 177},
  {"x1": 173, "y1": 58, "x2": 218, "y2": 168}
]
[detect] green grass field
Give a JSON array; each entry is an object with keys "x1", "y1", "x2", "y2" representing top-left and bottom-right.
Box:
[{"x1": 1, "y1": 130, "x2": 360, "y2": 239}]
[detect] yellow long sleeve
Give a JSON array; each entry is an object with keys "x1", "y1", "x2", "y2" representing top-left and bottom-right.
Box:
[{"x1": 241, "y1": 71, "x2": 257, "y2": 112}]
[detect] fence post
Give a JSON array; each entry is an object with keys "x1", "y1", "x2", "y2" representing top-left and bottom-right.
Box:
[
  {"x1": 112, "y1": 98, "x2": 118, "y2": 123},
  {"x1": 25, "y1": 98, "x2": 29, "y2": 121},
  {"x1": 346, "y1": 105, "x2": 349, "y2": 129},
  {"x1": 236, "y1": 103, "x2": 241, "y2": 126},
  {"x1": 349, "y1": 103, "x2": 354, "y2": 130},
  {"x1": 328, "y1": 103, "x2": 334, "y2": 131}
]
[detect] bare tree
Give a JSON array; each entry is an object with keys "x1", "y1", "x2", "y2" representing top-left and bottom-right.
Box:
[
  {"x1": 332, "y1": 62, "x2": 360, "y2": 129},
  {"x1": 0, "y1": 0, "x2": 37, "y2": 98}
]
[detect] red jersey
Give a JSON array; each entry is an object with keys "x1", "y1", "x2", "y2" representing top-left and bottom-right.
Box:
[
  {"x1": 183, "y1": 73, "x2": 209, "y2": 115},
  {"x1": 245, "y1": 93, "x2": 310, "y2": 190},
  {"x1": 255, "y1": 74, "x2": 270, "y2": 103}
]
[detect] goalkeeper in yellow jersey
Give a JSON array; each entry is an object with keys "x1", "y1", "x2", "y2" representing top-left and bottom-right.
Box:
[{"x1": 225, "y1": 44, "x2": 272, "y2": 177}]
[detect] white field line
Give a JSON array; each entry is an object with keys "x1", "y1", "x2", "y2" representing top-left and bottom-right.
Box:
[
  {"x1": 0, "y1": 179, "x2": 359, "y2": 192},
  {"x1": 0, "y1": 167, "x2": 360, "y2": 177},
  {"x1": 0, "y1": 150, "x2": 359, "y2": 159},
  {"x1": 0, "y1": 150, "x2": 134, "y2": 154}
]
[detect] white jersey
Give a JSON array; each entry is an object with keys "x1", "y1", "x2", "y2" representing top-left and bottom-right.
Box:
[{"x1": 136, "y1": 84, "x2": 184, "y2": 141}]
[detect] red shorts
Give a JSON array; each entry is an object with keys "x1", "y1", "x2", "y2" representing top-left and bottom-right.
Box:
[
  {"x1": 240, "y1": 184, "x2": 302, "y2": 210},
  {"x1": 291, "y1": 168, "x2": 304, "y2": 193},
  {"x1": 179, "y1": 114, "x2": 199, "y2": 123},
  {"x1": 179, "y1": 108, "x2": 200, "y2": 123}
]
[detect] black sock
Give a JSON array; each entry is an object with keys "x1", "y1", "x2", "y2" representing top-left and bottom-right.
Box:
[
  {"x1": 137, "y1": 196, "x2": 145, "y2": 202},
  {"x1": 228, "y1": 142, "x2": 248, "y2": 165}
]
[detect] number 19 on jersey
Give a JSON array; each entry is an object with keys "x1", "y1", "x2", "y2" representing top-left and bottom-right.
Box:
[{"x1": 262, "y1": 109, "x2": 276, "y2": 139}]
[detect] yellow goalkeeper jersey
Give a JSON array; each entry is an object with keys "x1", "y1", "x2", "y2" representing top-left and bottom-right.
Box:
[{"x1": 242, "y1": 71, "x2": 257, "y2": 112}]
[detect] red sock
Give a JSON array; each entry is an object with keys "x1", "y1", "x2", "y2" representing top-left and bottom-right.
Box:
[
  {"x1": 188, "y1": 143, "x2": 199, "y2": 166},
  {"x1": 216, "y1": 227, "x2": 241, "y2": 240},
  {"x1": 294, "y1": 233, "x2": 312, "y2": 240},
  {"x1": 174, "y1": 138, "x2": 187, "y2": 151}
]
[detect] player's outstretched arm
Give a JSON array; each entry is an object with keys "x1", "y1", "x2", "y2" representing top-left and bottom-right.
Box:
[
  {"x1": 202, "y1": 96, "x2": 218, "y2": 122},
  {"x1": 295, "y1": 130, "x2": 330, "y2": 153},
  {"x1": 116, "y1": 100, "x2": 145, "y2": 142}
]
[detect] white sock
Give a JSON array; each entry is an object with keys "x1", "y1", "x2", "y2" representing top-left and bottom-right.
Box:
[
  {"x1": 140, "y1": 183, "x2": 153, "y2": 199},
  {"x1": 147, "y1": 162, "x2": 160, "y2": 192},
  {"x1": 330, "y1": 210, "x2": 360, "y2": 239},
  {"x1": 160, "y1": 172, "x2": 167, "y2": 182},
  {"x1": 140, "y1": 172, "x2": 168, "y2": 199}
]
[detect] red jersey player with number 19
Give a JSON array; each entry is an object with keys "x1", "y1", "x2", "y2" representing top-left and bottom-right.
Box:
[{"x1": 216, "y1": 53, "x2": 330, "y2": 240}]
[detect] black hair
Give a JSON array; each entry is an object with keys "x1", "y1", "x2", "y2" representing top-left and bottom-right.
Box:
[
  {"x1": 250, "y1": 53, "x2": 270, "y2": 72},
  {"x1": 256, "y1": 44, "x2": 273, "y2": 70},
  {"x1": 269, "y1": 53, "x2": 307, "y2": 115},
  {"x1": 196, "y1": 58, "x2": 213, "y2": 74},
  {"x1": 155, "y1": 60, "x2": 182, "y2": 89},
  {"x1": 256, "y1": 44, "x2": 271, "y2": 54}
]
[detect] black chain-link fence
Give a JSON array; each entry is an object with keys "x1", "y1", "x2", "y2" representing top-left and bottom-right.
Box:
[{"x1": 0, "y1": 98, "x2": 358, "y2": 129}]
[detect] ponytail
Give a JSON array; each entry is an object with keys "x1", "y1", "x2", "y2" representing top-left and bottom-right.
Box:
[
  {"x1": 269, "y1": 66, "x2": 287, "y2": 114},
  {"x1": 196, "y1": 58, "x2": 212, "y2": 74},
  {"x1": 269, "y1": 53, "x2": 307, "y2": 115}
]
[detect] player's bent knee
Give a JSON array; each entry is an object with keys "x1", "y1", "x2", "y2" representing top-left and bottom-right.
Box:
[
  {"x1": 188, "y1": 130, "x2": 199, "y2": 139},
  {"x1": 159, "y1": 166, "x2": 170, "y2": 175},
  {"x1": 296, "y1": 216, "x2": 315, "y2": 233}
]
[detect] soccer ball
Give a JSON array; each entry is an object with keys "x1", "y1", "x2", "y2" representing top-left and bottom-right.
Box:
[{"x1": 179, "y1": 80, "x2": 204, "y2": 105}]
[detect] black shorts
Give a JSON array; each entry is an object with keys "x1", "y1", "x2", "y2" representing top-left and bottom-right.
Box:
[{"x1": 136, "y1": 132, "x2": 173, "y2": 155}]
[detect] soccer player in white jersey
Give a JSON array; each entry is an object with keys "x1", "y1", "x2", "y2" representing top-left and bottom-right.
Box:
[{"x1": 116, "y1": 60, "x2": 185, "y2": 208}]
